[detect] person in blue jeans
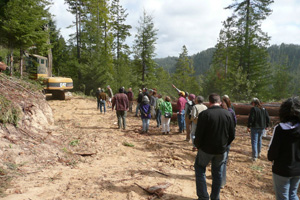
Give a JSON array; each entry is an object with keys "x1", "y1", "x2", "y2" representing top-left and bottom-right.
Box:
[
  {"x1": 194, "y1": 93, "x2": 235, "y2": 200},
  {"x1": 139, "y1": 95, "x2": 151, "y2": 134},
  {"x1": 247, "y1": 97, "x2": 270, "y2": 161},
  {"x1": 177, "y1": 91, "x2": 187, "y2": 133},
  {"x1": 99, "y1": 89, "x2": 107, "y2": 114},
  {"x1": 268, "y1": 97, "x2": 300, "y2": 200}
]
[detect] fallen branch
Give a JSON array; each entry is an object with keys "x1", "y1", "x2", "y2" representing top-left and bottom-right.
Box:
[
  {"x1": 134, "y1": 183, "x2": 153, "y2": 195},
  {"x1": 73, "y1": 152, "x2": 96, "y2": 157},
  {"x1": 154, "y1": 170, "x2": 169, "y2": 177}
]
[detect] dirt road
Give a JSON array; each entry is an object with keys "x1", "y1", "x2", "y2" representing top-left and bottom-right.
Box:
[{"x1": 2, "y1": 96, "x2": 279, "y2": 199}]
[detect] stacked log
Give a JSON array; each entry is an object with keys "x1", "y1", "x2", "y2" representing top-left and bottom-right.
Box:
[
  {"x1": 234, "y1": 103, "x2": 280, "y2": 126},
  {"x1": 170, "y1": 101, "x2": 280, "y2": 126}
]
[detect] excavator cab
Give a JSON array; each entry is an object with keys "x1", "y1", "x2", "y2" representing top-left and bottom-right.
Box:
[{"x1": 25, "y1": 54, "x2": 73, "y2": 100}]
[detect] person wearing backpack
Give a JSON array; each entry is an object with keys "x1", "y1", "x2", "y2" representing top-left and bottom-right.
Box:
[
  {"x1": 184, "y1": 94, "x2": 196, "y2": 141},
  {"x1": 191, "y1": 96, "x2": 207, "y2": 151}
]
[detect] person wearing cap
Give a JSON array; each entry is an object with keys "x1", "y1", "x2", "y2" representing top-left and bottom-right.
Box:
[
  {"x1": 135, "y1": 89, "x2": 143, "y2": 117},
  {"x1": 177, "y1": 91, "x2": 187, "y2": 133},
  {"x1": 107, "y1": 85, "x2": 113, "y2": 108},
  {"x1": 112, "y1": 87, "x2": 129, "y2": 130},
  {"x1": 247, "y1": 97, "x2": 270, "y2": 161},
  {"x1": 139, "y1": 95, "x2": 151, "y2": 133},
  {"x1": 184, "y1": 93, "x2": 196, "y2": 141}
]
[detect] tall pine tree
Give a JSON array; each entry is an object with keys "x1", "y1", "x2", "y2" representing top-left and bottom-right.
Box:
[{"x1": 132, "y1": 10, "x2": 158, "y2": 88}]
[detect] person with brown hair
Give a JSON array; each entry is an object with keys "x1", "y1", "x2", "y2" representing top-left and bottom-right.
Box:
[
  {"x1": 99, "y1": 89, "x2": 107, "y2": 114},
  {"x1": 268, "y1": 97, "x2": 300, "y2": 200},
  {"x1": 247, "y1": 97, "x2": 270, "y2": 161},
  {"x1": 112, "y1": 87, "x2": 129, "y2": 130},
  {"x1": 160, "y1": 96, "x2": 173, "y2": 135}
]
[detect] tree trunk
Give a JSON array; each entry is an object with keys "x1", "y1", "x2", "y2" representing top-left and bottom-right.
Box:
[
  {"x1": 20, "y1": 49, "x2": 23, "y2": 77},
  {"x1": 10, "y1": 50, "x2": 13, "y2": 76}
]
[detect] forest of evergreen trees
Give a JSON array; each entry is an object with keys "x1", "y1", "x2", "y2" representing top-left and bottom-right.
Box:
[{"x1": 0, "y1": 0, "x2": 299, "y2": 102}]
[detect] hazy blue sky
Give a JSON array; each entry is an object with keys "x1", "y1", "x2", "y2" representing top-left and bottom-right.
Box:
[{"x1": 50, "y1": 0, "x2": 300, "y2": 58}]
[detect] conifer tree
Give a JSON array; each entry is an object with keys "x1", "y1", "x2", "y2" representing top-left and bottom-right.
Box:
[
  {"x1": 0, "y1": 0, "x2": 51, "y2": 75},
  {"x1": 173, "y1": 45, "x2": 200, "y2": 94},
  {"x1": 133, "y1": 10, "x2": 158, "y2": 88},
  {"x1": 110, "y1": 0, "x2": 132, "y2": 89}
]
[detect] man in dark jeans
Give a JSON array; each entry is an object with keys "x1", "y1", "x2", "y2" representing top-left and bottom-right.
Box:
[
  {"x1": 112, "y1": 88, "x2": 129, "y2": 130},
  {"x1": 135, "y1": 89, "x2": 143, "y2": 117},
  {"x1": 194, "y1": 93, "x2": 235, "y2": 200}
]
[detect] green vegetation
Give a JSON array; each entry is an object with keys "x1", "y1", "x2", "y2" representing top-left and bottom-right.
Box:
[
  {"x1": 69, "y1": 139, "x2": 79, "y2": 146},
  {"x1": 0, "y1": 0, "x2": 299, "y2": 102},
  {"x1": 0, "y1": 95, "x2": 21, "y2": 126},
  {"x1": 122, "y1": 141, "x2": 135, "y2": 147},
  {"x1": 0, "y1": 167, "x2": 11, "y2": 197}
]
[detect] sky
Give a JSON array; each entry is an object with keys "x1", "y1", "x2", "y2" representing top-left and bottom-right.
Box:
[{"x1": 49, "y1": 0, "x2": 300, "y2": 58}]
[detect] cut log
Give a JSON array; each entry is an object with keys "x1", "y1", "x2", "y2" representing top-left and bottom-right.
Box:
[
  {"x1": 233, "y1": 103, "x2": 280, "y2": 116},
  {"x1": 237, "y1": 115, "x2": 279, "y2": 126},
  {"x1": 172, "y1": 102, "x2": 280, "y2": 116}
]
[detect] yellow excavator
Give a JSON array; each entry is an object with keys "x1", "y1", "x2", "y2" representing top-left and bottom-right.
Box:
[{"x1": 25, "y1": 54, "x2": 73, "y2": 100}]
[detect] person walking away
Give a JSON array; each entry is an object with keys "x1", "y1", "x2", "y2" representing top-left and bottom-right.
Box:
[
  {"x1": 247, "y1": 97, "x2": 270, "y2": 161},
  {"x1": 107, "y1": 85, "x2": 113, "y2": 108},
  {"x1": 112, "y1": 87, "x2": 129, "y2": 130},
  {"x1": 99, "y1": 89, "x2": 107, "y2": 114},
  {"x1": 177, "y1": 91, "x2": 187, "y2": 133},
  {"x1": 160, "y1": 96, "x2": 173, "y2": 135},
  {"x1": 220, "y1": 97, "x2": 237, "y2": 189},
  {"x1": 127, "y1": 88, "x2": 134, "y2": 112},
  {"x1": 149, "y1": 90, "x2": 157, "y2": 119},
  {"x1": 268, "y1": 97, "x2": 300, "y2": 200},
  {"x1": 194, "y1": 93, "x2": 235, "y2": 200},
  {"x1": 139, "y1": 96, "x2": 151, "y2": 134},
  {"x1": 156, "y1": 94, "x2": 164, "y2": 128},
  {"x1": 190, "y1": 96, "x2": 207, "y2": 151},
  {"x1": 96, "y1": 88, "x2": 101, "y2": 110},
  {"x1": 184, "y1": 94, "x2": 196, "y2": 141},
  {"x1": 135, "y1": 89, "x2": 143, "y2": 117}
]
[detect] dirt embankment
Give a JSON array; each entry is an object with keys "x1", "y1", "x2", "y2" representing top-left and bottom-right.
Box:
[{"x1": 0, "y1": 84, "x2": 296, "y2": 199}]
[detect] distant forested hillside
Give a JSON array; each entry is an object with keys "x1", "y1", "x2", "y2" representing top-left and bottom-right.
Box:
[
  {"x1": 154, "y1": 48, "x2": 216, "y2": 75},
  {"x1": 155, "y1": 43, "x2": 300, "y2": 75},
  {"x1": 268, "y1": 44, "x2": 300, "y2": 71}
]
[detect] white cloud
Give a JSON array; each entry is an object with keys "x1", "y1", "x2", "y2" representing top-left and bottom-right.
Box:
[
  {"x1": 50, "y1": 0, "x2": 300, "y2": 58},
  {"x1": 49, "y1": 1, "x2": 75, "y2": 41}
]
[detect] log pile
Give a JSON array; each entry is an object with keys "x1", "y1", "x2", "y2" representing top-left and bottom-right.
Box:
[{"x1": 170, "y1": 102, "x2": 280, "y2": 127}]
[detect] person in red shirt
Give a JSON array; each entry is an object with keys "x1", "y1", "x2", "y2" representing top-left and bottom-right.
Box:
[
  {"x1": 177, "y1": 91, "x2": 187, "y2": 133},
  {"x1": 112, "y1": 88, "x2": 129, "y2": 130}
]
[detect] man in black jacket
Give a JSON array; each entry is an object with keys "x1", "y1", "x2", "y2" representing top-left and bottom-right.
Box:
[{"x1": 194, "y1": 93, "x2": 235, "y2": 200}]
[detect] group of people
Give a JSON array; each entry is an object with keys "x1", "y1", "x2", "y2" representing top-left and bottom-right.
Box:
[
  {"x1": 96, "y1": 85, "x2": 300, "y2": 200},
  {"x1": 135, "y1": 87, "x2": 173, "y2": 134},
  {"x1": 192, "y1": 93, "x2": 300, "y2": 200}
]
